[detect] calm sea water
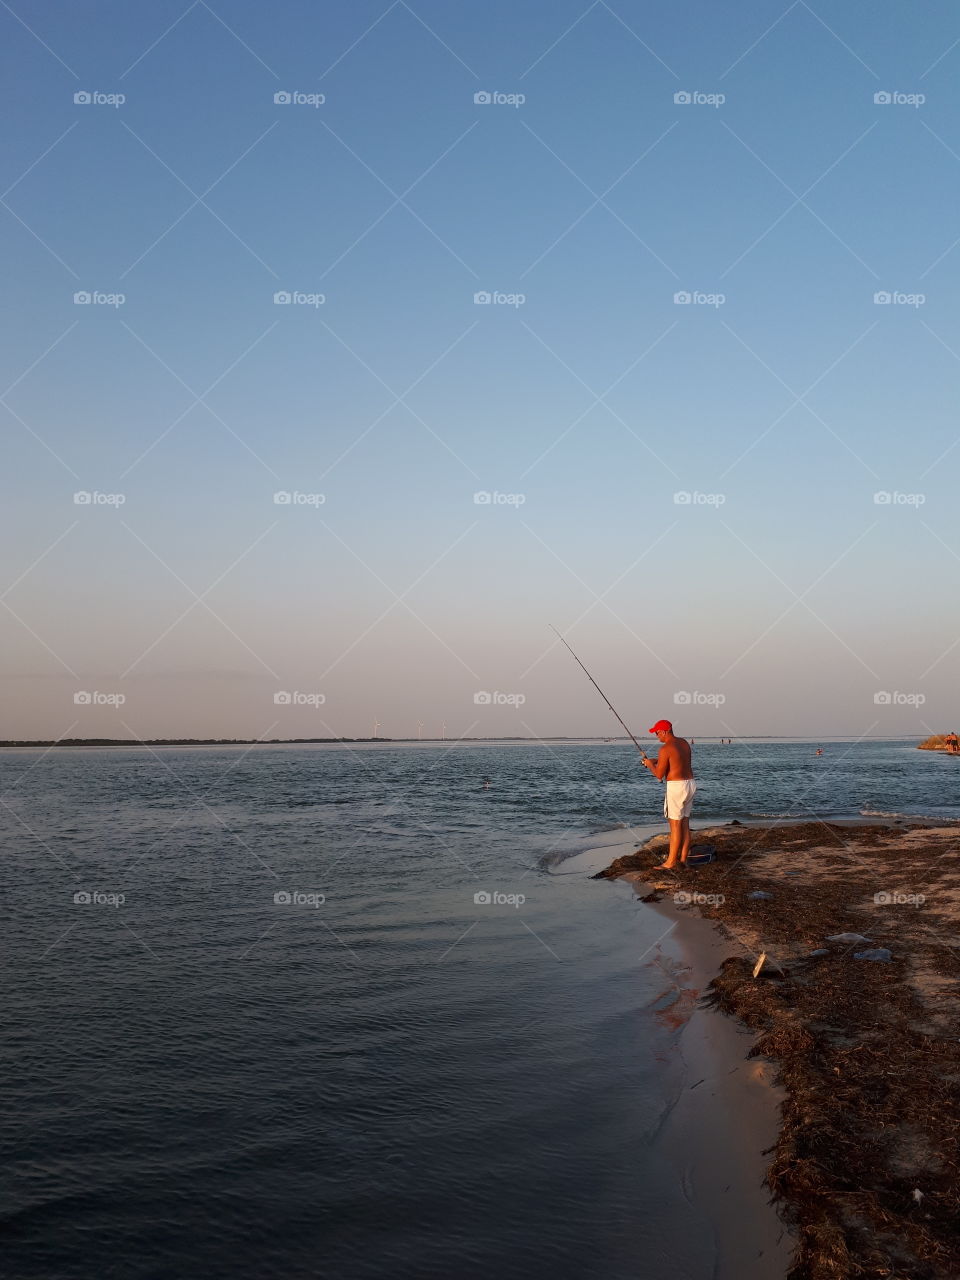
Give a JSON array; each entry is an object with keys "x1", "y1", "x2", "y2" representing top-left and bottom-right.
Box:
[{"x1": 2, "y1": 738, "x2": 949, "y2": 1279}]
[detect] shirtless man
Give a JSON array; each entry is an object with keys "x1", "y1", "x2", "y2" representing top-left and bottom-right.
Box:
[{"x1": 642, "y1": 719, "x2": 696, "y2": 869}]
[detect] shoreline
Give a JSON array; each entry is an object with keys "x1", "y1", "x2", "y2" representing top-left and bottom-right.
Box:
[
  {"x1": 584, "y1": 823, "x2": 795, "y2": 1279},
  {"x1": 644, "y1": 886, "x2": 798, "y2": 1277},
  {"x1": 592, "y1": 818, "x2": 960, "y2": 1280}
]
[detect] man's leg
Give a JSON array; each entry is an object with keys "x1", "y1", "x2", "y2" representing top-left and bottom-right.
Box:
[
  {"x1": 679, "y1": 817, "x2": 691, "y2": 863},
  {"x1": 663, "y1": 818, "x2": 682, "y2": 867}
]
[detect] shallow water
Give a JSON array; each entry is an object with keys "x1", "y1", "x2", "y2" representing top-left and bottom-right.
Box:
[{"x1": 1, "y1": 738, "x2": 939, "y2": 1277}]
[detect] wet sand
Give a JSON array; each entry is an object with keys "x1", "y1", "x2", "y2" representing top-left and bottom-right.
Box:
[
  {"x1": 580, "y1": 824, "x2": 796, "y2": 1279},
  {"x1": 646, "y1": 898, "x2": 797, "y2": 1278}
]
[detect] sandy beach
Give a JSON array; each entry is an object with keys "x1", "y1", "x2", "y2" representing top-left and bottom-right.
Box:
[
  {"x1": 637, "y1": 889, "x2": 797, "y2": 1278},
  {"x1": 592, "y1": 818, "x2": 960, "y2": 1280}
]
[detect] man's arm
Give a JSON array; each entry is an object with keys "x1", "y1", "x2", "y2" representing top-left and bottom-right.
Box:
[{"x1": 643, "y1": 747, "x2": 670, "y2": 780}]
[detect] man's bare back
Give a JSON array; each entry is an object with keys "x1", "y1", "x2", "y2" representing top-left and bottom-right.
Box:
[{"x1": 649, "y1": 732, "x2": 693, "y2": 781}]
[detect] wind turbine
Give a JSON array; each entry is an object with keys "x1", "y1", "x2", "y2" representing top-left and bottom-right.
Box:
[
  {"x1": 417, "y1": 720, "x2": 424, "y2": 740},
  {"x1": 441, "y1": 721, "x2": 446, "y2": 740},
  {"x1": 373, "y1": 718, "x2": 381, "y2": 739}
]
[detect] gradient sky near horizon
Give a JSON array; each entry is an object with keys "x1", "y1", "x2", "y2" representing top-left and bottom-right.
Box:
[{"x1": 2, "y1": 0, "x2": 959, "y2": 740}]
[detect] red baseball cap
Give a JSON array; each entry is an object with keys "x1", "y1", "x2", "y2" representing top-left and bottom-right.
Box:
[{"x1": 648, "y1": 719, "x2": 673, "y2": 734}]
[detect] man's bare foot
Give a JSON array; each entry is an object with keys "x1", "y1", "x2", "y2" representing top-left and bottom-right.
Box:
[{"x1": 653, "y1": 861, "x2": 678, "y2": 871}]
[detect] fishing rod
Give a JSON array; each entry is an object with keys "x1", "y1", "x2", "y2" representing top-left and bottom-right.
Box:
[{"x1": 549, "y1": 625, "x2": 651, "y2": 764}]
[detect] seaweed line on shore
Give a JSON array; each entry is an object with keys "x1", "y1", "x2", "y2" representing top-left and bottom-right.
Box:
[{"x1": 595, "y1": 820, "x2": 960, "y2": 1280}]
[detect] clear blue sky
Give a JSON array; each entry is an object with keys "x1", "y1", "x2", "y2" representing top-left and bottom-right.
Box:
[{"x1": 2, "y1": 0, "x2": 959, "y2": 739}]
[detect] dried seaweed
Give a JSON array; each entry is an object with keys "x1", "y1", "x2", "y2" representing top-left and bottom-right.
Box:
[{"x1": 597, "y1": 821, "x2": 960, "y2": 1279}]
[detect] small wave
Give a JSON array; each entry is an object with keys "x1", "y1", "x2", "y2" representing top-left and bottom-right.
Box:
[
  {"x1": 859, "y1": 808, "x2": 960, "y2": 820},
  {"x1": 741, "y1": 810, "x2": 865, "y2": 823},
  {"x1": 744, "y1": 810, "x2": 813, "y2": 819},
  {"x1": 538, "y1": 848, "x2": 575, "y2": 870}
]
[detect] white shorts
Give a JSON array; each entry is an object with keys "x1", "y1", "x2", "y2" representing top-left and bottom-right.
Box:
[{"x1": 664, "y1": 779, "x2": 696, "y2": 820}]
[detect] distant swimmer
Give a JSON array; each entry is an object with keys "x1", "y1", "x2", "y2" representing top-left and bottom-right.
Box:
[
  {"x1": 815, "y1": 747, "x2": 824, "y2": 756},
  {"x1": 642, "y1": 719, "x2": 696, "y2": 870},
  {"x1": 482, "y1": 777, "x2": 491, "y2": 790}
]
